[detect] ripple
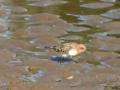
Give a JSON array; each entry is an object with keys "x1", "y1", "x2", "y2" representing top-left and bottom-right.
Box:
[
  {"x1": 101, "y1": 8, "x2": 120, "y2": 20},
  {"x1": 0, "y1": 31, "x2": 12, "y2": 39},
  {"x1": 80, "y1": 2, "x2": 113, "y2": 9},
  {"x1": 28, "y1": 0, "x2": 67, "y2": 7}
]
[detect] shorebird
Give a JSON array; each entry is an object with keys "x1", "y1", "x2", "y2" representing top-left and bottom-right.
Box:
[
  {"x1": 46, "y1": 42, "x2": 86, "y2": 57},
  {"x1": 45, "y1": 42, "x2": 86, "y2": 63}
]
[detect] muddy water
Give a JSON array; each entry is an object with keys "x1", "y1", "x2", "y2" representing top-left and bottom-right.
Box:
[{"x1": 0, "y1": 0, "x2": 120, "y2": 90}]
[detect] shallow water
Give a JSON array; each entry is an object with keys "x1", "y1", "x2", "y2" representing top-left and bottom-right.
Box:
[{"x1": 0, "y1": 0, "x2": 120, "y2": 90}]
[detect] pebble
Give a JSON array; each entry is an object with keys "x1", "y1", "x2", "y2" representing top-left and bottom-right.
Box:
[
  {"x1": 66, "y1": 75, "x2": 74, "y2": 80},
  {"x1": 69, "y1": 81, "x2": 81, "y2": 87},
  {"x1": 55, "y1": 78, "x2": 62, "y2": 82}
]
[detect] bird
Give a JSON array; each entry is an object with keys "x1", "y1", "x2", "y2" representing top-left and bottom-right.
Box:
[
  {"x1": 45, "y1": 42, "x2": 86, "y2": 57},
  {"x1": 61, "y1": 42, "x2": 86, "y2": 57},
  {"x1": 44, "y1": 42, "x2": 86, "y2": 63}
]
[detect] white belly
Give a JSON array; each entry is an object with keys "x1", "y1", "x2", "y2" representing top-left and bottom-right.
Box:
[{"x1": 68, "y1": 49, "x2": 78, "y2": 56}]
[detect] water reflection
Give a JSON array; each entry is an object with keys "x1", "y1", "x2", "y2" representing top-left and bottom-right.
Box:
[
  {"x1": 0, "y1": 0, "x2": 119, "y2": 68},
  {"x1": 0, "y1": 0, "x2": 120, "y2": 89},
  {"x1": 0, "y1": 0, "x2": 119, "y2": 66}
]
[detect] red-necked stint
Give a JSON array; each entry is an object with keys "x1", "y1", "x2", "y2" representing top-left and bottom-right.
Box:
[{"x1": 51, "y1": 42, "x2": 86, "y2": 57}]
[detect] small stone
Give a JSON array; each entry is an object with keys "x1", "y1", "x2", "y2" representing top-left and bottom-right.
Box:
[
  {"x1": 70, "y1": 81, "x2": 81, "y2": 87},
  {"x1": 55, "y1": 78, "x2": 62, "y2": 82},
  {"x1": 66, "y1": 75, "x2": 74, "y2": 80}
]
